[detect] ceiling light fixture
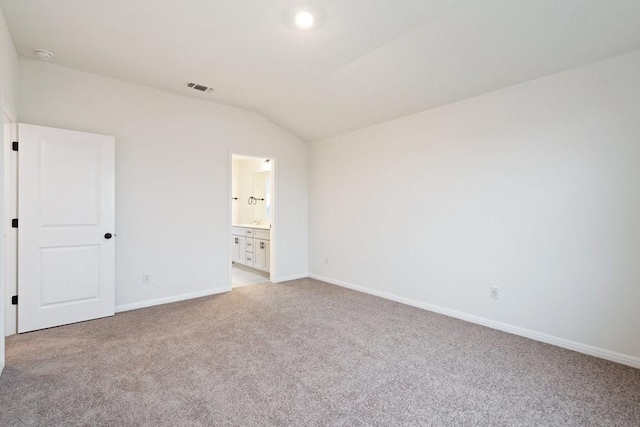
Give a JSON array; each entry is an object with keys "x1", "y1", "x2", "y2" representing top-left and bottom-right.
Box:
[
  {"x1": 294, "y1": 11, "x2": 314, "y2": 29},
  {"x1": 33, "y1": 49, "x2": 53, "y2": 61}
]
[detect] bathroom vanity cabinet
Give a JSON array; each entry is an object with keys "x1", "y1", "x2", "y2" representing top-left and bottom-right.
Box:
[{"x1": 231, "y1": 226, "x2": 270, "y2": 273}]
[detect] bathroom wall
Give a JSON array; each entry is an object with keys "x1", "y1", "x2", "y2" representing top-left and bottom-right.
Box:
[{"x1": 232, "y1": 156, "x2": 271, "y2": 226}]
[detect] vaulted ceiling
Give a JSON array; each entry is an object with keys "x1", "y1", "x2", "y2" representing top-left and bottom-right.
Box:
[{"x1": 2, "y1": 0, "x2": 640, "y2": 141}]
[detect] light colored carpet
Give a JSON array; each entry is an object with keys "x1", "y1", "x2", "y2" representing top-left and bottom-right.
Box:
[{"x1": 1, "y1": 278, "x2": 638, "y2": 426}]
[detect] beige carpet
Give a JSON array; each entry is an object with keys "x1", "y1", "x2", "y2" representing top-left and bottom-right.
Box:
[{"x1": 1, "y1": 278, "x2": 639, "y2": 426}]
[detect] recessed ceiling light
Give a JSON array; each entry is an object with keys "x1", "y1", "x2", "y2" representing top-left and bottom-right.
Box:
[
  {"x1": 294, "y1": 11, "x2": 314, "y2": 29},
  {"x1": 33, "y1": 49, "x2": 53, "y2": 61}
]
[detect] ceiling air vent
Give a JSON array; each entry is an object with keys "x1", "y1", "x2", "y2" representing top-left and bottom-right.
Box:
[{"x1": 185, "y1": 82, "x2": 214, "y2": 93}]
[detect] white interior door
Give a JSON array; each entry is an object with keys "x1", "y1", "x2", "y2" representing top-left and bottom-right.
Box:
[{"x1": 18, "y1": 124, "x2": 115, "y2": 333}]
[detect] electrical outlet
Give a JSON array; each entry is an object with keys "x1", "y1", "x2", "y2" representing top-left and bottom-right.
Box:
[
  {"x1": 142, "y1": 273, "x2": 152, "y2": 284},
  {"x1": 325, "y1": 257, "x2": 329, "y2": 266},
  {"x1": 490, "y1": 286, "x2": 499, "y2": 299}
]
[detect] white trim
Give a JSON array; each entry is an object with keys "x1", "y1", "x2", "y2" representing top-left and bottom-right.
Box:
[
  {"x1": 1, "y1": 97, "x2": 16, "y2": 372},
  {"x1": 2, "y1": 104, "x2": 17, "y2": 342},
  {"x1": 115, "y1": 287, "x2": 230, "y2": 313},
  {"x1": 273, "y1": 272, "x2": 309, "y2": 283},
  {"x1": 3, "y1": 126, "x2": 17, "y2": 336},
  {"x1": 309, "y1": 273, "x2": 640, "y2": 369}
]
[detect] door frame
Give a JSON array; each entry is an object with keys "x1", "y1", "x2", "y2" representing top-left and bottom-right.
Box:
[
  {"x1": 228, "y1": 150, "x2": 277, "y2": 288},
  {"x1": 3, "y1": 106, "x2": 17, "y2": 338},
  {"x1": 1, "y1": 99, "x2": 18, "y2": 373}
]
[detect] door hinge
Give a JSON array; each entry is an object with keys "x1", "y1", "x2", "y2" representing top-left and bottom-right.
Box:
[
  {"x1": 11, "y1": 295, "x2": 18, "y2": 305},
  {"x1": 12, "y1": 141, "x2": 18, "y2": 151},
  {"x1": 11, "y1": 218, "x2": 18, "y2": 228}
]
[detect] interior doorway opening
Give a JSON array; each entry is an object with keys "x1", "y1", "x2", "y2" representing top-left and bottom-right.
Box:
[{"x1": 230, "y1": 154, "x2": 274, "y2": 288}]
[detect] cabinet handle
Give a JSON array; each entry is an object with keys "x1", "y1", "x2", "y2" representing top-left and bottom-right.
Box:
[
  {"x1": 260, "y1": 242, "x2": 264, "y2": 249},
  {"x1": 235, "y1": 238, "x2": 238, "y2": 244}
]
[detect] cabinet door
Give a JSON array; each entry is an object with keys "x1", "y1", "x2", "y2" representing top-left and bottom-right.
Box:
[
  {"x1": 232, "y1": 235, "x2": 246, "y2": 264},
  {"x1": 253, "y1": 239, "x2": 270, "y2": 272}
]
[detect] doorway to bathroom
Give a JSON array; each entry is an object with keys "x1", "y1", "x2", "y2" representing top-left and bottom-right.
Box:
[{"x1": 230, "y1": 153, "x2": 274, "y2": 288}]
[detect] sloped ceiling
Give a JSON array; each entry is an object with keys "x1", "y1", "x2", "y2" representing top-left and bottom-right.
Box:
[{"x1": 2, "y1": 0, "x2": 640, "y2": 141}]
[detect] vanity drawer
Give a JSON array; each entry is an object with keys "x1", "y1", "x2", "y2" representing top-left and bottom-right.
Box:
[
  {"x1": 254, "y1": 229, "x2": 270, "y2": 240},
  {"x1": 245, "y1": 228, "x2": 254, "y2": 237},
  {"x1": 231, "y1": 227, "x2": 245, "y2": 236},
  {"x1": 245, "y1": 239, "x2": 254, "y2": 252},
  {"x1": 245, "y1": 253, "x2": 253, "y2": 265}
]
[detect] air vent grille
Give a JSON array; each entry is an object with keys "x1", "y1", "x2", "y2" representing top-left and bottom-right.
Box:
[{"x1": 185, "y1": 82, "x2": 214, "y2": 93}]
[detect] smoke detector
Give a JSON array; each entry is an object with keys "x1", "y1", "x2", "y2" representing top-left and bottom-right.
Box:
[
  {"x1": 185, "y1": 82, "x2": 214, "y2": 93},
  {"x1": 33, "y1": 49, "x2": 53, "y2": 61}
]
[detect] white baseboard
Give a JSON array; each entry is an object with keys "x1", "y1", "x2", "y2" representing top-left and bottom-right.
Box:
[
  {"x1": 273, "y1": 272, "x2": 309, "y2": 283},
  {"x1": 115, "y1": 286, "x2": 230, "y2": 313},
  {"x1": 309, "y1": 273, "x2": 640, "y2": 369}
]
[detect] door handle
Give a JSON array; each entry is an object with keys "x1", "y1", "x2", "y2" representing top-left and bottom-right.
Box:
[{"x1": 104, "y1": 233, "x2": 113, "y2": 239}]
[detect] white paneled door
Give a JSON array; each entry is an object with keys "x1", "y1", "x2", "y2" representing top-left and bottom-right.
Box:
[{"x1": 18, "y1": 124, "x2": 115, "y2": 333}]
